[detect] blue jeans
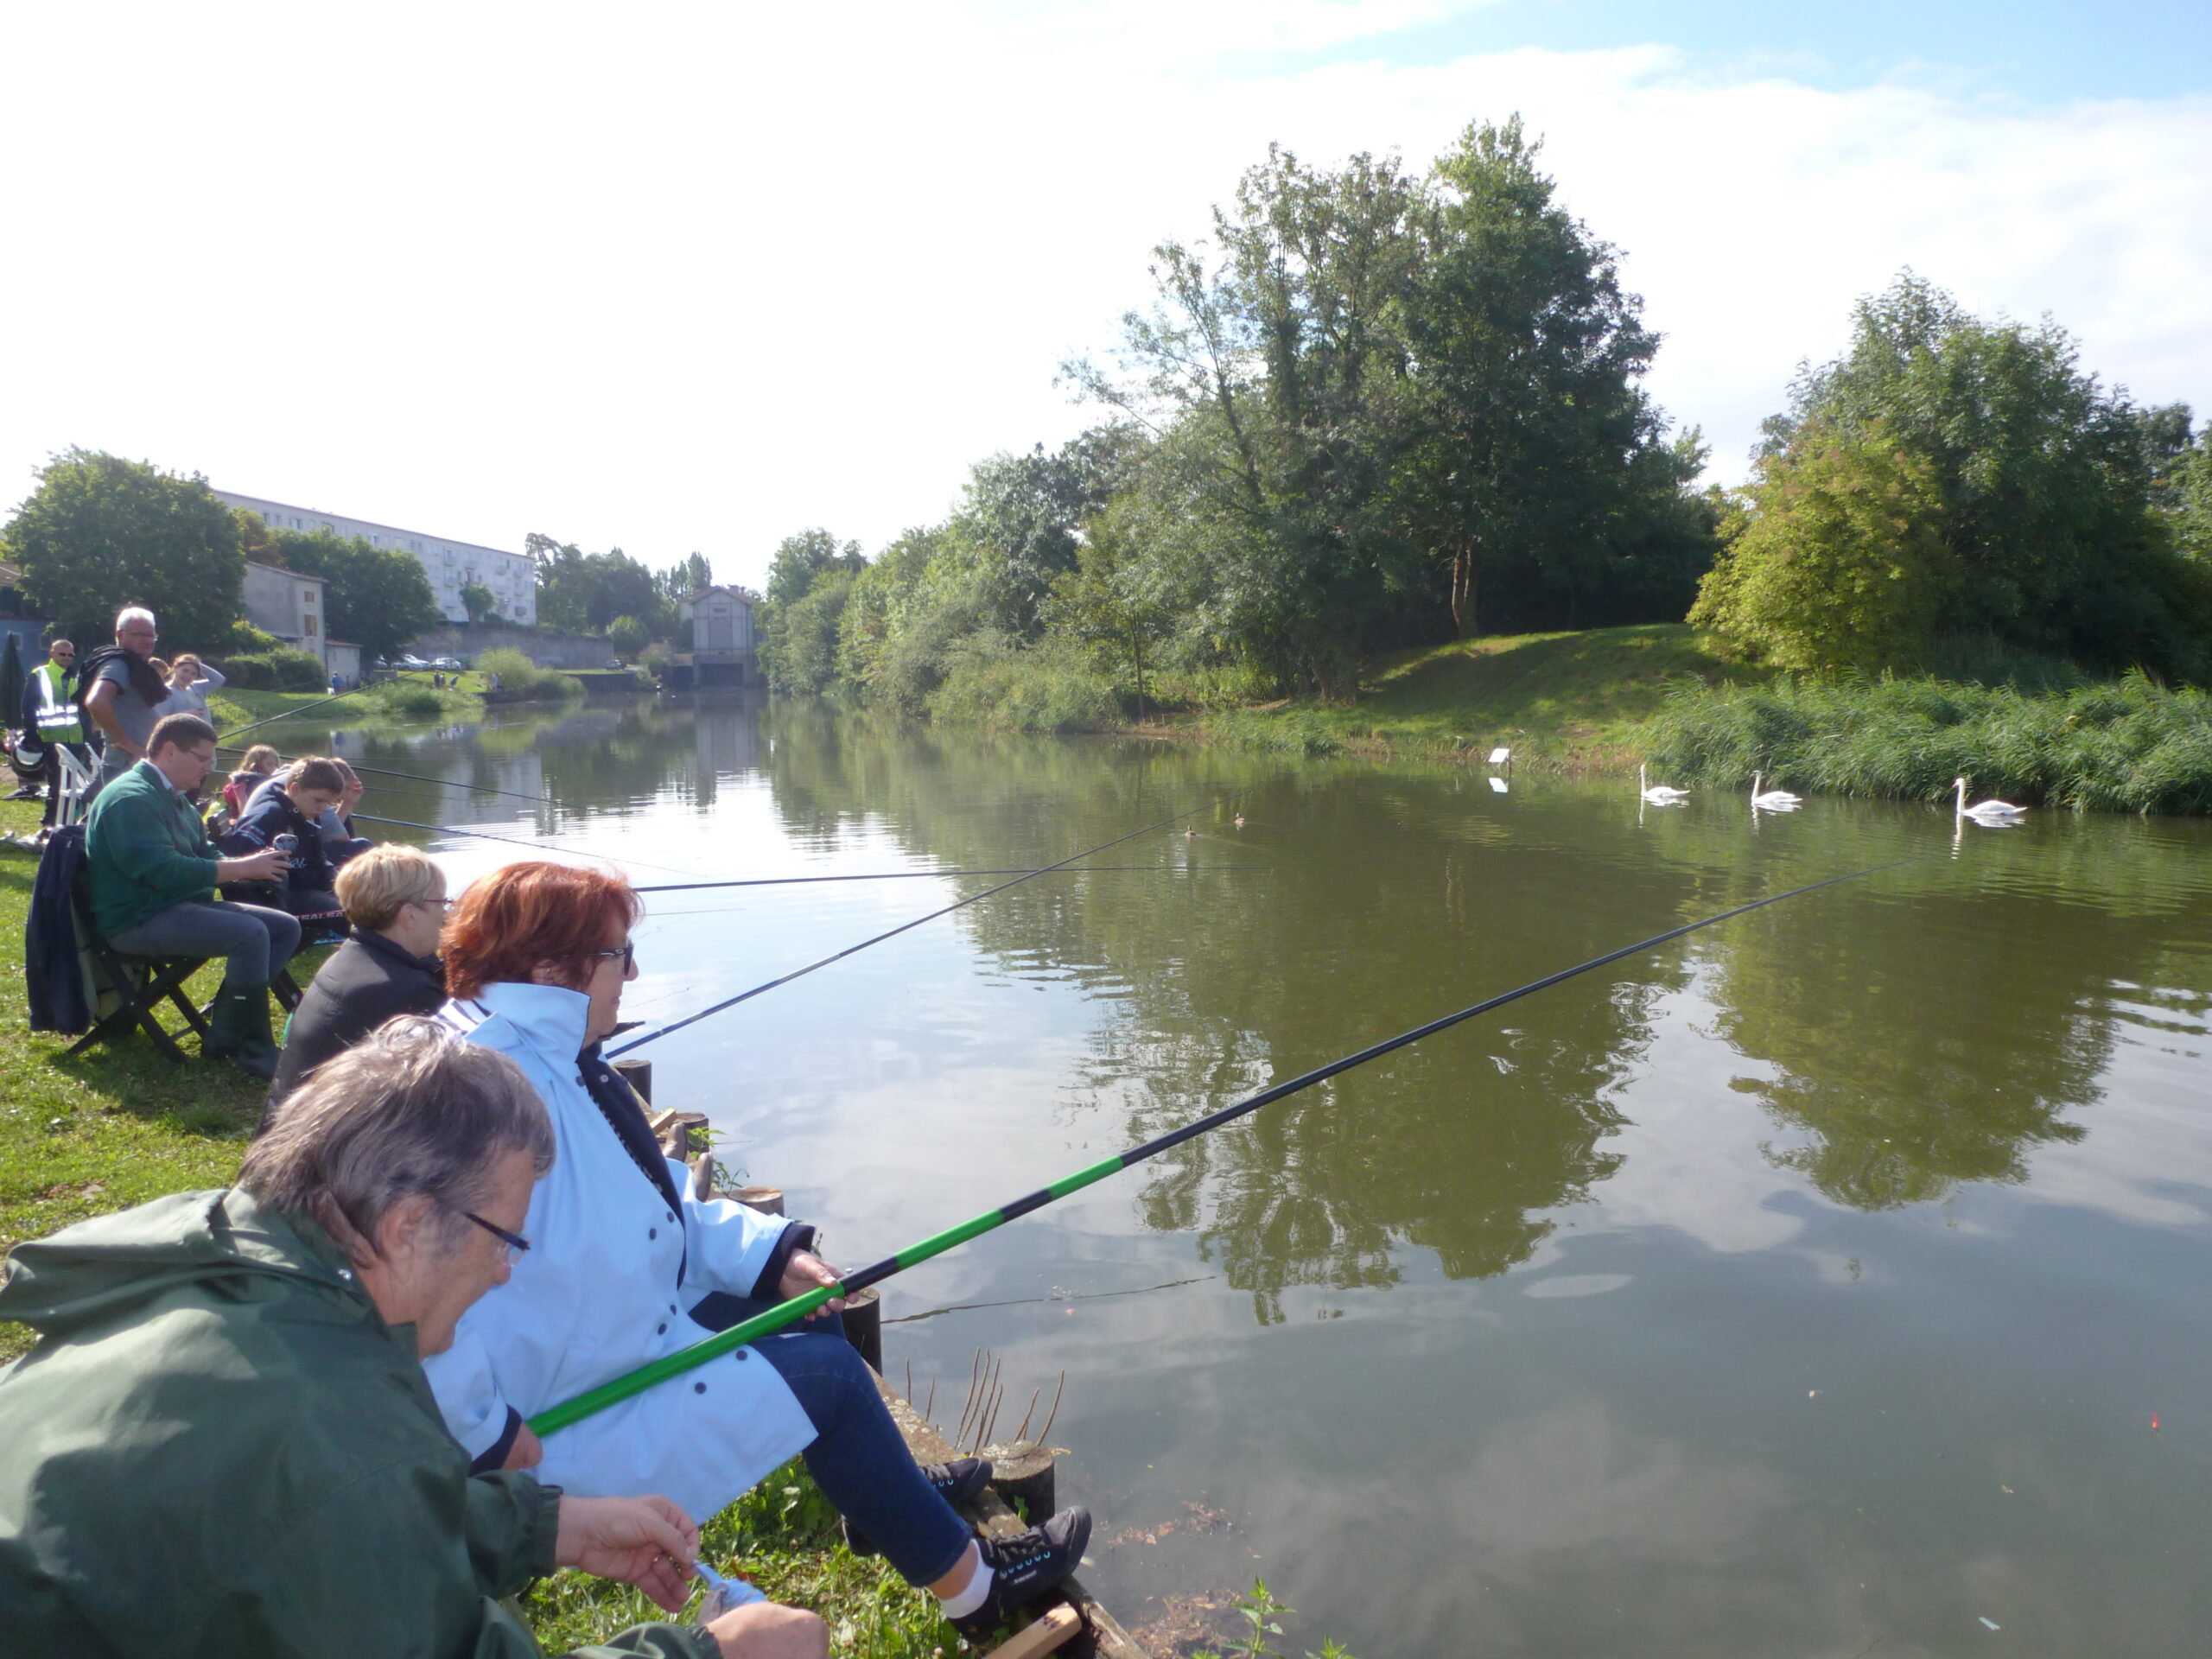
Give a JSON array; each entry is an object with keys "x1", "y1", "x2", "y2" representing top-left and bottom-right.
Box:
[
  {"x1": 691, "y1": 1294, "x2": 972, "y2": 1586},
  {"x1": 108, "y1": 899, "x2": 302, "y2": 992}
]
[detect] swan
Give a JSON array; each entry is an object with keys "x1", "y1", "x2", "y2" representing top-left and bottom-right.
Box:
[
  {"x1": 1638, "y1": 764, "x2": 1688, "y2": 805},
  {"x1": 1751, "y1": 772, "x2": 1802, "y2": 810},
  {"x1": 1955, "y1": 777, "x2": 2027, "y2": 824}
]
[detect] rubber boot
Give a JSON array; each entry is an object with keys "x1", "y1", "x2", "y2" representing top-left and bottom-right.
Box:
[{"x1": 205, "y1": 986, "x2": 281, "y2": 1082}]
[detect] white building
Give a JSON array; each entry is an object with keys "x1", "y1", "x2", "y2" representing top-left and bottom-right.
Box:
[
  {"x1": 240, "y1": 561, "x2": 327, "y2": 664},
  {"x1": 677, "y1": 586, "x2": 759, "y2": 685},
  {"x1": 214, "y1": 489, "x2": 537, "y2": 626}
]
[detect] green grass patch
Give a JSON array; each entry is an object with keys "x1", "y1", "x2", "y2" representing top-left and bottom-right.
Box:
[
  {"x1": 1643, "y1": 670, "x2": 2212, "y2": 812},
  {"x1": 1178, "y1": 624, "x2": 1761, "y2": 768}
]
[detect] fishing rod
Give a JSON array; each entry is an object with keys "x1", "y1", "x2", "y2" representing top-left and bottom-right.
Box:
[
  {"x1": 531, "y1": 863, "x2": 1880, "y2": 1436},
  {"x1": 214, "y1": 687, "x2": 367, "y2": 743},
  {"x1": 607, "y1": 806, "x2": 1204, "y2": 1058},
  {"x1": 350, "y1": 812, "x2": 705, "y2": 877},
  {"x1": 214, "y1": 745, "x2": 555, "y2": 809},
  {"x1": 632, "y1": 865, "x2": 1262, "y2": 893}
]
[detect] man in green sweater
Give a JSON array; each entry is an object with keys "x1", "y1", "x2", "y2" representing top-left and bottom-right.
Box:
[
  {"x1": 0, "y1": 1021, "x2": 826, "y2": 1658},
  {"x1": 83, "y1": 711, "x2": 300, "y2": 1078}
]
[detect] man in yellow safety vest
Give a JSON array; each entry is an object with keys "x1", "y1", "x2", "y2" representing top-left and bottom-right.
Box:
[{"x1": 19, "y1": 638, "x2": 91, "y2": 832}]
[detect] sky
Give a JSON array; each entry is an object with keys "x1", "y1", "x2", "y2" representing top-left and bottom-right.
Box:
[{"x1": 2, "y1": 2, "x2": 2207, "y2": 596}]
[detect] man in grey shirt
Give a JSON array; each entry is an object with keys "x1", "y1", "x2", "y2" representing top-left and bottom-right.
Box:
[{"x1": 81, "y1": 607, "x2": 172, "y2": 796}]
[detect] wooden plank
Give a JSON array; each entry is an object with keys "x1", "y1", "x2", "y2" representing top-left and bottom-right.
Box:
[
  {"x1": 875, "y1": 1377, "x2": 1146, "y2": 1659},
  {"x1": 982, "y1": 1604, "x2": 1082, "y2": 1659}
]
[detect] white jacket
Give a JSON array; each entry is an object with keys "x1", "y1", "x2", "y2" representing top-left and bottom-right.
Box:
[{"x1": 421, "y1": 982, "x2": 815, "y2": 1520}]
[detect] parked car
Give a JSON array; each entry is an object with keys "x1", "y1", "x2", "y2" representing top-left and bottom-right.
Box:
[
  {"x1": 430, "y1": 655, "x2": 463, "y2": 671},
  {"x1": 397, "y1": 654, "x2": 430, "y2": 671},
  {"x1": 606, "y1": 658, "x2": 625, "y2": 670}
]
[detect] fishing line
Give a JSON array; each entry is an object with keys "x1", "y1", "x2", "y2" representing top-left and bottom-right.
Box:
[
  {"x1": 350, "y1": 812, "x2": 706, "y2": 877},
  {"x1": 606, "y1": 806, "x2": 1206, "y2": 1058},
  {"x1": 531, "y1": 861, "x2": 1885, "y2": 1436},
  {"x1": 632, "y1": 866, "x2": 1262, "y2": 893}
]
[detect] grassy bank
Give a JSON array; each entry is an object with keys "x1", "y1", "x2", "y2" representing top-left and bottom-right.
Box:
[{"x1": 1160, "y1": 624, "x2": 1764, "y2": 768}]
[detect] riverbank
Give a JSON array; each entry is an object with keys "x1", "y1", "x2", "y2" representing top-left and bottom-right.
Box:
[
  {"x1": 1139, "y1": 623, "x2": 1761, "y2": 769},
  {"x1": 1122, "y1": 623, "x2": 2212, "y2": 813}
]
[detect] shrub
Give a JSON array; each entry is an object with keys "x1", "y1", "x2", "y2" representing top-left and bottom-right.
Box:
[
  {"x1": 366, "y1": 682, "x2": 451, "y2": 718},
  {"x1": 474, "y1": 646, "x2": 582, "y2": 702},
  {"x1": 214, "y1": 647, "x2": 327, "y2": 691},
  {"x1": 923, "y1": 633, "x2": 1115, "y2": 732}
]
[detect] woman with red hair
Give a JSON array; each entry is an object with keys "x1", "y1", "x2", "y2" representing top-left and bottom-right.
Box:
[{"x1": 420, "y1": 862, "x2": 1089, "y2": 1640}]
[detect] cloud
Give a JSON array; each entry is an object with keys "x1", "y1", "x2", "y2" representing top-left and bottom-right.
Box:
[{"x1": 1, "y1": 5, "x2": 2205, "y2": 590}]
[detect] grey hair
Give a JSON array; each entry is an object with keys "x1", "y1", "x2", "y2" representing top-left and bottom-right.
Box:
[
  {"x1": 114, "y1": 606, "x2": 156, "y2": 632},
  {"x1": 240, "y1": 1018, "x2": 554, "y2": 1261}
]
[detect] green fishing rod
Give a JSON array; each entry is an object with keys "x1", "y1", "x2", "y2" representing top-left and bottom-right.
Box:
[
  {"x1": 531, "y1": 862, "x2": 1881, "y2": 1437},
  {"x1": 606, "y1": 806, "x2": 1204, "y2": 1058}
]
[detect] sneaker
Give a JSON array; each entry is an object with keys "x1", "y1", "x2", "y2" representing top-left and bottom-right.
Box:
[
  {"x1": 843, "y1": 1458, "x2": 995, "y2": 1556},
  {"x1": 950, "y1": 1507, "x2": 1092, "y2": 1641}
]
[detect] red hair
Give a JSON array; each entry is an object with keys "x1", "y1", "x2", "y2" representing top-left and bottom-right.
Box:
[{"x1": 443, "y1": 861, "x2": 643, "y2": 1000}]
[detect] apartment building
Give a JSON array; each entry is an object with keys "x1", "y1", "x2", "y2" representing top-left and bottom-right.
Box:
[{"x1": 214, "y1": 489, "x2": 537, "y2": 626}]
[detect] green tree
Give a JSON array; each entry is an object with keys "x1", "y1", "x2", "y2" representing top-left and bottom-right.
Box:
[
  {"x1": 763, "y1": 529, "x2": 864, "y2": 610},
  {"x1": 1404, "y1": 118, "x2": 1700, "y2": 635},
  {"x1": 1748, "y1": 273, "x2": 2209, "y2": 675},
  {"x1": 658, "y1": 551, "x2": 714, "y2": 602},
  {"x1": 764, "y1": 569, "x2": 855, "y2": 694},
  {"x1": 605, "y1": 614, "x2": 649, "y2": 658},
  {"x1": 459, "y1": 581, "x2": 495, "y2": 625},
  {"x1": 1690, "y1": 421, "x2": 1955, "y2": 671},
  {"x1": 5, "y1": 449, "x2": 245, "y2": 649},
  {"x1": 1046, "y1": 498, "x2": 1175, "y2": 715},
  {"x1": 270, "y1": 528, "x2": 445, "y2": 661},
  {"x1": 527, "y1": 534, "x2": 673, "y2": 636}
]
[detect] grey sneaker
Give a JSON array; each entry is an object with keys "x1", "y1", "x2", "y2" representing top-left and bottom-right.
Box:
[{"x1": 950, "y1": 1507, "x2": 1092, "y2": 1640}]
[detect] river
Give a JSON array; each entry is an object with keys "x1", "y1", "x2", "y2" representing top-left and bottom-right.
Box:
[{"x1": 299, "y1": 692, "x2": 2212, "y2": 1658}]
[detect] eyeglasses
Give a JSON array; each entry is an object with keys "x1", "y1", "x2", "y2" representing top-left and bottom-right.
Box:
[
  {"x1": 462, "y1": 1211, "x2": 531, "y2": 1262},
  {"x1": 589, "y1": 941, "x2": 636, "y2": 972},
  {"x1": 411, "y1": 895, "x2": 456, "y2": 912}
]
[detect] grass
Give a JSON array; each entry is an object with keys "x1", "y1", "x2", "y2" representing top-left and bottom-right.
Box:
[
  {"x1": 0, "y1": 797, "x2": 275, "y2": 1362},
  {"x1": 1171, "y1": 623, "x2": 1764, "y2": 769}
]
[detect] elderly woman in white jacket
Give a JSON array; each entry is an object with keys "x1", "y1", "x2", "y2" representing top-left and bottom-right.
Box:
[{"x1": 420, "y1": 862, "x2": 1090, "y2": 1639}]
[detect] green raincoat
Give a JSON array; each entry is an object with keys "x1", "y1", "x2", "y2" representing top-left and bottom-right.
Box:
[{"x1": 0, "y1": 1187, "x2": 716, "y2": 1658}]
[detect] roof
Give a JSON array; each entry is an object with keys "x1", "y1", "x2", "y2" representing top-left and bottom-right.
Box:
[
  {"x1": 244, "y1": 561, "x2": 323, "y2": 586},
  {"x1": 683, "y1": 586, "x2": 752, "y2": 605}
]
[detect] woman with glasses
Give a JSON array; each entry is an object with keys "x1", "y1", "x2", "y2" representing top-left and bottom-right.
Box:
[
  {"x1": 261, "y1": 845, "x2": 450, "y2": 1120},
  {"x1": 421, "y1": 861, "x2": 1092, "y2": 1642}
]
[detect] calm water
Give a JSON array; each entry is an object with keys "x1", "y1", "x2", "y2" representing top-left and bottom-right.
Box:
[{"x1": 304, "y1": 694, "x2": 2212, "y2": 1657}]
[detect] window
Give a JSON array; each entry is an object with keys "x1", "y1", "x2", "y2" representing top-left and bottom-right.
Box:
[{"x1": 305, "y1": 615, "x2": 318, "y2": 636}]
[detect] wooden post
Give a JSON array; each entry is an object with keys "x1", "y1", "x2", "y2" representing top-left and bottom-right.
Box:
[
  {"x1": 732, "y1": 1185, "x2": 785, "y2": 1217},
  {"x1": 613, "y1": 1057, "x2": 652, "y2": 1103},
  {"x1": 842, "y1": 1286, "x2": 881, "y2": 1372},
  {"x1": 988, "y1": 1443, "x2": 1057, "y2": 1522}
]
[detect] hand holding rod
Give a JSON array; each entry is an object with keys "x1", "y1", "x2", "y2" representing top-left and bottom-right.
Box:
[{"x1": 530, "y1": 863, "x2": 1883, "y2": 1437}]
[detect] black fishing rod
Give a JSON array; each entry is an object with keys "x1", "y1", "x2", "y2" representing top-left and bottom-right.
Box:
[
  {"x1": 351, "y1": 812, "x2": 704, "y2": 878},
  {"x1": 632, "y1": 865, "x2": 1260, "y2": 893},
  {"x1": 532, "y1": 863, "x2": 1880, "y2": 1436},
  {"x1": 606, "y1": 806, "x2": 1204, "y2": 1058}
]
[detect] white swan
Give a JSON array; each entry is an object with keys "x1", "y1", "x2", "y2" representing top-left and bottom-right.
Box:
[
  {"x1": 1638, "y1": 764, "x2": 1688, "y2": 805},
  {"x1": 1955, "y1": 777, "x2": 2027, "y2": 824},
  {"x1": 1751, "y1": 772, "x2": 1802, "y2": 810}
]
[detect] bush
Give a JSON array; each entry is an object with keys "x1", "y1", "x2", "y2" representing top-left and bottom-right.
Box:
[
  {"x1": 923, "y1": 634, "x2": 1115, "y2": 732},
  {"x1": 1643, "y1": 671, "x2": 2212, "y2": 814},
  {"x1": 474, "y1": 646, "x2": 582, "y2": 702},
  {"x1": 640, "y1": 643, "x2": 671, "y2": 675},
  {"x1": 365, "y1": 682, "x2": 452, "y2": 718},
  {"x1": 214, "y1": 647, "x2": 327, "y2": 691}
]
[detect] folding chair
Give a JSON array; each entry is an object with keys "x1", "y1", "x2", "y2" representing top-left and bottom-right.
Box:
[{"x1": 66, "y1": 868, "x2": 213, "y2": 1063}]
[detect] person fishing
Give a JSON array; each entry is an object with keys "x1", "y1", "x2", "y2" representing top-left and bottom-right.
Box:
[
  {"x1": 421, "y1": 862, "x2": 1090, "y2": 1640},
  {"x1": 215, "y1": 756, "x2": 347, "y2": 931}
]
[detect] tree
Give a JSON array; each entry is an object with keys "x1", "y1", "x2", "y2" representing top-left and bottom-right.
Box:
[
  {"x1": 606, "y1": 614, "x2": 649, "y2": 658},
  {"x1": 1690, "y1": 422, "x2": 1955, "y2": 671},
  {"x1": 5, "y1": 449, "x2": 245, "y2": 650},
  {"x1": 270, "y1": 528, "x2": 445, "y2": 660},
  {"x1": 460, "y1": 581, "x2": 495, "y2": 626},
  {"x1": 1745, "y1": 273, "x2": 2210, "y2": 675},
  {"x1": 1403, "y1": 118, "x2": 1696, "y2": 635},
  {"x1": 764, "y1": 529, "x2": 864, "y2": 610},
  {"x1": 763, "y1": 569, "x2": 855, "y2": 694},
  {"x1": 527, "y1": 533, "x2": 674, "y2": 636},
  {"x1": 657, "y1": 551, "x2": 713, "y2": 602},
  {"x1": 1046, "y1": 498, "x2": 1175, "y2": 716}
]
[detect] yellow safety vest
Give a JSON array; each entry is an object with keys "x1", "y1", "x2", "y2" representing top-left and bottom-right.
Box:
[{"x1": 29, "y1": 661, "x2": 83, "y2": 741}]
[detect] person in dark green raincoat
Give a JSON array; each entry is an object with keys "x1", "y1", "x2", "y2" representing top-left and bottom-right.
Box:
[{"x1": 0, "y1": 1020, "x2": 826, "y2": 1659}]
